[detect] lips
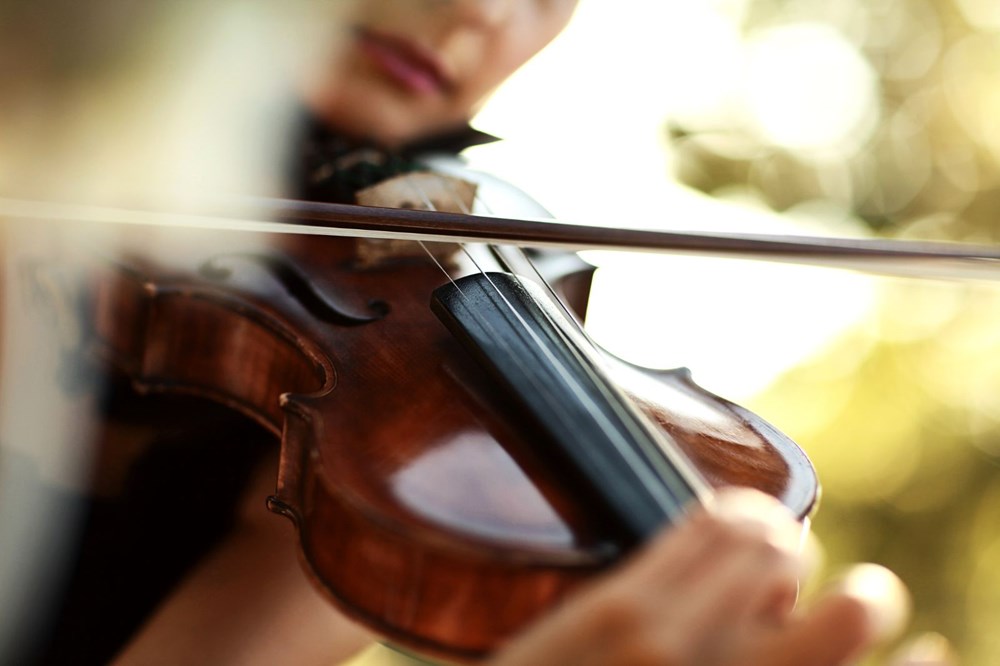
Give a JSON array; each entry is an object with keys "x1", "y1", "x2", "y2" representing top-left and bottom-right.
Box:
[{"x1": 355, "y1": 28, "x2": 452, "y2": 96}]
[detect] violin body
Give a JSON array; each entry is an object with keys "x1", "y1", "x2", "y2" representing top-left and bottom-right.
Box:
[{"x1": 78, "y1": 216, "x2": 816, "y2": 659}]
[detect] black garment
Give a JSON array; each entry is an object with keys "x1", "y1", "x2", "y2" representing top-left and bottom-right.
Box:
[{"x1": 25, "y1": 390, "x2": 273, "y2": 666}]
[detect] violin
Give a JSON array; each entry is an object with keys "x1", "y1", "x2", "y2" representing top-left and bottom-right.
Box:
[{"x1": 7, "y1": 181, "x2": 999, "y2": 661}]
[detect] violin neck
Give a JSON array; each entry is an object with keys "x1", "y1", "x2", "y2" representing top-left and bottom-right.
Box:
[{"x1": 431, "y1": 272, "x2": 709, "y2": 545}]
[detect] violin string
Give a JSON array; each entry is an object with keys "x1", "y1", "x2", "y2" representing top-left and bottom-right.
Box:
[
  {"x1": 455, "y1": 241, "x2": 690, "y2": 519},
  {"x1": 454, "y1": 174, "x2": 709, "y2": 506},
  {"x1": 419, "y1": 173, "x2": 607, "y2": 387},
  {"x1": 409, "y1": 171, "x2": 694, "y2": 518},
  {"x1": 403, "y1": 172, "x2": 590, "y2": 392},
  {"x1": 397, "y1": 172, "x2": 686, "y2": 518},
  {"x1": 402, "y1": 174, "x2": 580, "y2": 394},
  {"x1": 450, "y1": 174, "x2": 711, "y2": 510}
]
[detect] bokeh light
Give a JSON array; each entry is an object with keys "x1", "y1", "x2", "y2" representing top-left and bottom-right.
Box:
[{"x1": 742, "y1": 23, "x2": 880, "y2": 155}]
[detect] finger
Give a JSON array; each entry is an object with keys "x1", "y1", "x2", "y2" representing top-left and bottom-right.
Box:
[
  {"x1": 528, "y1": 495, "x2": 803, "y2": 665},
  {"x1": 708, "y1": 488, "x2": 815, "y2": 567},
  {"x1": 707, "y1": 489, "x2": 819, "y2": 621},
  {"x1": 617, "y1": 494, "x2": 807, "y2": 658},
  {"x1": 748, "y1": 592, "x2": 873, "y2": 666},
  {"x1": 682, "y1": 524, "x2": 801, "y2": 625},
  {"x1": 625, "y1": 488, "x2": 811, "y2": 591},
  {"x1": 750, "y1": 564, "x2": 911, "y2": 666}
]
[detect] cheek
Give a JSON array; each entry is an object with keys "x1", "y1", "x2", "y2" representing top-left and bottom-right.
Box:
[
  {"x1": 472, "y1": 8, "x2": 577, "y2": 96},
  {"x1": 464, "y1": 38, "x2": 547, "y2": 100}
]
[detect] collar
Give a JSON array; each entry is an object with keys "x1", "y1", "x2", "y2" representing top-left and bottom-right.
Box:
[{"x1": 292, "y1": 112, "x2": 499, "y2": 203}]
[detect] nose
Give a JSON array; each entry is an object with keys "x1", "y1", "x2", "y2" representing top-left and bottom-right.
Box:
[{"x1": 445, "y1": 0, "x2": 516, "y2": 29}]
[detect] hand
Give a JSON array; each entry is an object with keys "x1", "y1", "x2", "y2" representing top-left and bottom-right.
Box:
[{"x1": 489, "y1": 488, "x2": 914, "y2": 666}]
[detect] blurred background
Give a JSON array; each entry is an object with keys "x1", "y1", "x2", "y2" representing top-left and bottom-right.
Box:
[
  {"x1": 4, "y1": 0, "x2": 1000, "y2": 663},
  {"x1": 467, "y1": 0, "x2": 1000, "y2": 663}
]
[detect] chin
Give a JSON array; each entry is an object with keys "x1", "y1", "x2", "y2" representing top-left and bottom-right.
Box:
[{"x1": 306, "y1": 85, "x2": 447, "y2": 148}]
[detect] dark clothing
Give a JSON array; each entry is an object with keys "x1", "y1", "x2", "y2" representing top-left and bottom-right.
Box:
[{"x1": 28, "y1": 393, "x2": 272, "y2": 666}]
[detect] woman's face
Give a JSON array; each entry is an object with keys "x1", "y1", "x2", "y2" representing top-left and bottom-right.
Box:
[{"x1": 303, "y1": 0, "x2": 579, "y2": 147}]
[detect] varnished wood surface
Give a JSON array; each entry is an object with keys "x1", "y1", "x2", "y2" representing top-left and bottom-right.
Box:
[{"x1": 59, "y1": 219, "x2": 818, "y2": 659}]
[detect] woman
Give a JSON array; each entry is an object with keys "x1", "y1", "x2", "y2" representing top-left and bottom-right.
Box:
[{"x1": 3, "y1": 1, "x2": 945, "y2": 664}]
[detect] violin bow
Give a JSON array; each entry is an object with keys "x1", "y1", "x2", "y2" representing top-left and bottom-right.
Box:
[{"x1": 4, "y1": 196, "x2": 1000, "y2": 282}]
